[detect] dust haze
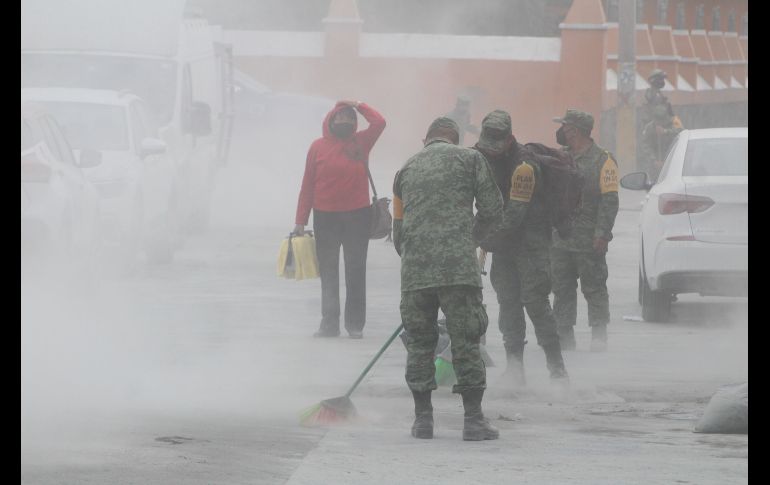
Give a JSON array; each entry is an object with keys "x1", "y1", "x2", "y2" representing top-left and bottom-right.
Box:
[{"x1": 21, "y1": 0, "x2": 747, "y2": 483}]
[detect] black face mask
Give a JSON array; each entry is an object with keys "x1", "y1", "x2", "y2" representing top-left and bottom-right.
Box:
[
  {"x1": 651, "y1": 78, "x2": 665, "y2": 89},
  {"x1": 332, "y1": 123, "x2": 355, "y2": 138},
  {"x1": 556, "y1": 126, "x2": 568, "y2": 146}
]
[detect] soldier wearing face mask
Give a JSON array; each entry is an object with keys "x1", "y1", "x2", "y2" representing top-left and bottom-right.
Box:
[
  {"x1": 550, "y1": 109, "x2": 619, "y2": 352},
  {"x1": 644, "y1": 69, "x2": 676, "y2": 122},
  {"x1": 474, "y1": 110, "x2": 569, "y2": 387},
  {"x1": 294, "y1": 100, "x2": 386, "y2": 339},
  {"x1": 645, "y1": 70, "x2": 669, "y2": 107}
]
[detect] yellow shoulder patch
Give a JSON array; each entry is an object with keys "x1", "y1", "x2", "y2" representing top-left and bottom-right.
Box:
[
  {"x1": 600, "y1": 154, "x2": 619, "y2": 194},
  {"x1": 510, "y1": 162, "x2": 535, "y2": 202},
  {"x1": 392, "y1": 196, "x2": 404, "y2": 220}
]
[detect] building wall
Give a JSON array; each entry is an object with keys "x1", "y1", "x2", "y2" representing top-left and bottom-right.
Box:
[
  {"x1": 227, "y1": 0, "x2": 747, "y2": 175},
  {"x1": 238, "y1": 54, "x2": 562, "y2": 166}
]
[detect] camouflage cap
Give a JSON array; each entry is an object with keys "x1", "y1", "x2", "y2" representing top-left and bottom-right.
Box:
[
  {"x1": 648, "y1": 69, "x2": 667, "y2": 80},
  {"x1": 477, "y1": 110, "x2": 512, "y2": 153},
  {"x1": 425, "y1": 116, "x2": 460, "y2": 143},
  {"x1": 552, "y1": 109, "x2": 594, "y2": 134}
]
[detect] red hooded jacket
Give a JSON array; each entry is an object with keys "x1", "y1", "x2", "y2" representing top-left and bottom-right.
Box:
[{"x1": 295, "y1": 102, "x2": 386, "y2": 225}]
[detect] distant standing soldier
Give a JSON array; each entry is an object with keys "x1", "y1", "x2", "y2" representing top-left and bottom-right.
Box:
[
  {"x1": 645, "y1": 69, "x2": 669, "y2": 105},
  {"x1": 642, "y1": 69, "x2": 685, "y2": 127},
  {"x1": 446, "y1": 96, "x2": 480, "y2": 145},
  {"x1": 550, "y1": 110, "x2": 619, "y2": 352},
  {"x1": 473, "y1": 110, "x2": 568, "y2": 387},
  {"x1": 640, "y1": 104, "x2": 684, "y2": 181},
  {"x1": 392, "y1": 117, "x2": 503, "y2": 441}
]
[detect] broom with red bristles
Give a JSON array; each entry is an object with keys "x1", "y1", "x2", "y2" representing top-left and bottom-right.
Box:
[{"x1": 299, "y1": 323, "x2": 405, "y2": 426}]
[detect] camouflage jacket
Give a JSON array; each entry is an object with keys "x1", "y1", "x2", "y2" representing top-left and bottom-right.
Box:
[
  {"x1": 644, "y1": 88, "x2": 669, "y2": 108},
  {"x1": 479, "y1": 147, "x2": 551, "y2": 253},
  {"x1": 392, "y1": 140, "x2": 503, "y2": 291},
  {"x1": 551, "y1": 142, "x2": 619, "y2": 252},
  {"x1": 640, "y1": 121, "x2": 683, "y2": 166}
]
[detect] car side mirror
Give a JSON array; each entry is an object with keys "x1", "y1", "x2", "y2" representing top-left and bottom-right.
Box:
[
  {"x1": 188, "y1": 101, "x2": 212, "y2": 136},
  {"x1": 620, "y1": 172, "x2": 653, "y2": 191},
  {"x1": 140, "y1": 138, "x2": 167, "y2": 158},
  {"x1": 78, "y1": 149, "x2": 102, "y2": 168}
]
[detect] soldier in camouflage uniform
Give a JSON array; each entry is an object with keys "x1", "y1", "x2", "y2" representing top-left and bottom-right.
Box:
[
  {"x1": 473, "y1": 110, "x2": 568, "y2": 387},
  {"x1": 392, "y1": 117, "x2": 503, "y2": 441},
  {"x1": 446, "y1": 96, "x2": 480, "y2": 145},
  {"x1": 640, "y1": 104, "x2": 684, "y2": 182},
  {"x1": 551, "y1": 109, "x2": 619, "y2": 352},
  {"x1": 644, "y1": 70, "x2": 672, "y2": 118}
]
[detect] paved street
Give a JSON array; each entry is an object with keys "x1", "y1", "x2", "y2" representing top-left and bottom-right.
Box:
[{"x1": 21, "y1": 157, "x2": 748, "y2": 484}]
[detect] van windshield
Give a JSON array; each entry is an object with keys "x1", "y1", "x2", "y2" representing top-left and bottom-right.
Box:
[{"x1": 22, "y1": 53, "x2": 177, "y2": 125}]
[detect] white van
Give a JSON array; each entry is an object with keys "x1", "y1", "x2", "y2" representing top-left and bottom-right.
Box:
[{"x1": 21, "y1": 0, "x2": 235, "y2": 232}]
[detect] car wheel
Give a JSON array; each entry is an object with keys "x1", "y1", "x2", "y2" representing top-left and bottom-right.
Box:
[
  {"x1": 118, "y1": 197, "x2": 144, "y2": 269},
  {"x1": 183, "y1": 202, "x2": 211, "y2": 234},
  {"x1": 61, "y1": 212, "x2": 74, "y2": 258},
  {"x1": 79, "y1": 211, "x2": 104, "y2": 286},
  {"x1": 145, "y1": 223, "x2": 174, "y2": 265},
  {"x1": 167, "y1": 196, "x2": 185, "y2": 250},
  {"x1": 641, "y1": 271, "x2": 672, "y2": 322},
  {"x1": 145, "y1": 205, "x2": 177, "y2": 265},
  {"x1": 145, "y1": 238, "x2": 173, "y2": 264}
]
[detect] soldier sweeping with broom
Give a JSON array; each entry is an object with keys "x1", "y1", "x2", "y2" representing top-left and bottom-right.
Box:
[{"x1": 392, "y1": 117, "x2": 503, "y2": 440}]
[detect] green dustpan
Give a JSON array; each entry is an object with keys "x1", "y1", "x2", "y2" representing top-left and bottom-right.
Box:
[{"x1": 434, "y1": 346, "x2": 457, "y2": 387}]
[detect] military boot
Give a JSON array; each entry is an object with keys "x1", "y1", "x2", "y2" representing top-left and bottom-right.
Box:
[
  {"x1": 543, "y1": 343, "x2": 570, "y2": 384},
  {"x1": 590, "y1": 325, "x2": 608, "y2": 352},
  {"x1": 503, "y1": 344, "x2": 526, "y2": 388},
  {"x1": 557, "y1": 325, "x2": 576, "y2": 351},
  {"x1": 461, "y1": 389, "x2": 499, "y2": 441},
  {"x1": 410, "y1": 390, "x2": 434, "y2": 439}
]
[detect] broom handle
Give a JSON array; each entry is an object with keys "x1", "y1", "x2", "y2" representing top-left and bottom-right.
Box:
[{"x1": 344, "y1": 323, "x2": 405, "y2": 398}]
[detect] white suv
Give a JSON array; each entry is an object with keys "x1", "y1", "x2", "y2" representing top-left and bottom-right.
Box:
[
  {"x1": 621, "y1": 128, "x2": 748, "y2": 322},
  {"x1": 22, "y1": 88, "x2": 180, "y2": 264}
]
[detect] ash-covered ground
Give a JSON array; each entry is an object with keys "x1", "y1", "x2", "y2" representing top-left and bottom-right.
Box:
[{"x1": 21, "y1": 144, "x2": 747, "y2": 484}]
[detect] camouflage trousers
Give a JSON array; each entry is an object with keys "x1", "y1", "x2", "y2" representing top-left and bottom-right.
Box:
[
  {"x1": 551, "y1": 248, "x2": 610, "y2": 328},
  {"x1": 639, "y1": 153, "x2": 661, "y2": 183},
  {"x1": 490, "y1": 249, "x2": 560, "y2": 352},
  {"x1": 401, "y1": 285, "x2": 488, "y2": 394}
]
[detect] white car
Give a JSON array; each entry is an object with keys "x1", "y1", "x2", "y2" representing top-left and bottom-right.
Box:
[
  {"x1": 621, "y1": 127, "x2": 748, "y2": 322},
  {"x1": 21, "y1": 88, "x2": 180, "y2": 264},
  {"x1": 21, "y1": 102, "x2": 102, "y2": 270}
]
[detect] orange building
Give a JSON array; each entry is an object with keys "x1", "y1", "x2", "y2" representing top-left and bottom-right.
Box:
[{"x1": 228, "y1": 0, "x2": 747, "y2": 176}]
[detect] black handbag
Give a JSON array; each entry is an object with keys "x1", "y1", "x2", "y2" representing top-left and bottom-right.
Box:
[{"x1": 366, "y1": 165, "x2": 392, "y2": 240}]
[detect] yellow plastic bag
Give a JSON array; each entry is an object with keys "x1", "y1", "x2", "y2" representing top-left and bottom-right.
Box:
[{"x1": 277, "y1": 233, "x2": 319, "y2": 280}]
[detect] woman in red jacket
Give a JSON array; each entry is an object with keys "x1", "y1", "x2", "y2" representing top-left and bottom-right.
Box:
[{"x1": 294, "y1": 100, "x2": 386, "y2": 338}]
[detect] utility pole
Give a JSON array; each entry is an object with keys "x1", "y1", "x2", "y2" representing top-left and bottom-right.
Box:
[{"x1": 617, "y1": 0, "x2": 637, "y2": 174}]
